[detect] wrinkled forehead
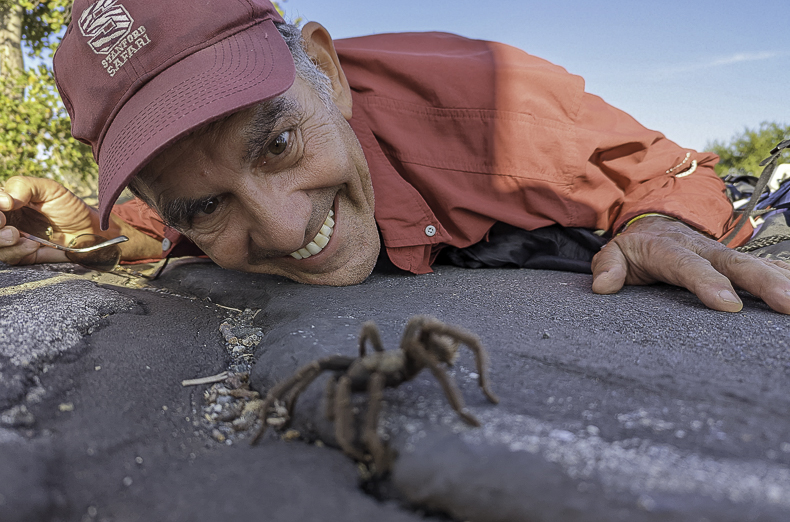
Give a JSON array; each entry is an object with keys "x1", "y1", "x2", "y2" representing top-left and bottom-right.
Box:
[{"x1": 137, "y1": 95, "x2": 300, "y2": 190}]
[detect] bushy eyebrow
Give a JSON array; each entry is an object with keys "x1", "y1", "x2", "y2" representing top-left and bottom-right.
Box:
[
  {"x1": 242, "y1": 97, "x2": 301, "y2": 164},
  {"x1": 157, "y1": 195, "x2": 215, "y2": 230},
  {"x1": 153, "y1": 97, "x2": 302, "y2": 229}
]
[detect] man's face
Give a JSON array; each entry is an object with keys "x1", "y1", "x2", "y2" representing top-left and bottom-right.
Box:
[{"x1": 142, "y1": 76, "x2": 380, "y2": 286}]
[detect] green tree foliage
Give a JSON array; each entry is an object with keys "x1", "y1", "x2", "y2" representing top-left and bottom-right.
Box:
[
  {"x1": 0, "y1": 0, "x2": 294, "y2": 192},
  {"x1": 0, "y1": 0, "x2": 96, "y2": 192},
  {"x1": 20, "y1": 0, "x2": 71, "y2": 55},
  {"x1": 707, "y1": 122, "x2": 790, "y2": 178}
]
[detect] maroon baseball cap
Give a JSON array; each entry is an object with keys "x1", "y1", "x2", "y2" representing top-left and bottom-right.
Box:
[{"x1": 54, "y1": 0, "x2": 296, "y2": 229}]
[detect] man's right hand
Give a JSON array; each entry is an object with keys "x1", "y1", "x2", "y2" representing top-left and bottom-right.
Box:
[{"x1": 0, "y1": 176, "x2": 102, "y2": 266}]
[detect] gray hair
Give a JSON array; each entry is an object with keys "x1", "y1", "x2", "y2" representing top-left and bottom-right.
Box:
[
  {"x1": 127, "y1": 22, "x2": 333, "y2": 213},
  {"x1": 276, "y1": 22, "x2": 333, "y2": 106}
]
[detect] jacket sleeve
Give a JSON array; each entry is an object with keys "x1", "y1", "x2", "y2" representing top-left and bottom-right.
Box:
[
  {"x1": 111, "y1": 199, "x2": 204, "y2": 261},
  {"x1": 570, "y1": 92, "x2": 751, "y2": 245}
]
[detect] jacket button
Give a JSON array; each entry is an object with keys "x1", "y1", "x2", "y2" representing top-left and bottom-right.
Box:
[
  {"x1": 424, "y1": 225, "x2": 436, "y2": 237},
  {"x1": 162, "y1": 238, "x2": 172, "y2": 251}
]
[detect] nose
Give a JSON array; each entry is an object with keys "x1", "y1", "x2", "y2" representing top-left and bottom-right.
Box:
[{"x1": 238, "y1": 180, "x2": 313, "y2": 256}]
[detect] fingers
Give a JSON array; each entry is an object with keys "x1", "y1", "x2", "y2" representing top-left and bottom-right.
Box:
[
  {"x1": 0, "y1": 190, "x2": 12, "y2": 214},
  {"x1": 0, "y1": 188, "x2": 34, "y2": 265},
  {"x1": 703, "y1": 247, "x2": 790, "y2": 314},
  {"x1": 0, "y1": 177, "x2": 73, "y2": 266},
  {"x1": 0, "y1": 233, "x2": 41, "y2": 266},
  {"x1": 608, "y1": 216, "x2": 790, "y2": 314},
  {"x1": 599, "y1": 234, "x2": 745, "y2": 312},
  {"x1": 1, "y1": 176, "x2": 99, "y2": 251},
  {"x1": 653, "y1": 245, "x2": 744, "y2": 313},
  {"x1": 2, "y1": 176, "x2": 70, "y2": 211},
  {"x1": 591, "y1": 242, "x2": 630, "y2": 295},
  {"x1": 0, "y1": 223, "x2": 18, "y2": 246}
]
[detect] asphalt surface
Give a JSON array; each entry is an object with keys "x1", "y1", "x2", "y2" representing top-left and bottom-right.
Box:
[{"x1": 2, "y1": 259, "x2": 790, "y2": 521}]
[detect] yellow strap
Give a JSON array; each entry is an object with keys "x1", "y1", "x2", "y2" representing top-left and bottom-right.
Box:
[{"x1": 618, "y1": 213, "x2": 677, "y2": 235}]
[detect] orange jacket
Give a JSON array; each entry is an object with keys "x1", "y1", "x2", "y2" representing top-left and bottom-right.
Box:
[{"x1": 114, "y1": 32, "x2": 750, "y2": 271}]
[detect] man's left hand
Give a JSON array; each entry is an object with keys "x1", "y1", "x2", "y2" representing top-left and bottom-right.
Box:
[{"x1": 591, "y1": 216, "x2": 790, "y2": 314}]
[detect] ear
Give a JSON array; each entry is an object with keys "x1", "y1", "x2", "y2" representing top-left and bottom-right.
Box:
[{"x1": 301, "y1": 21, "x2": 353, "y2": 120}]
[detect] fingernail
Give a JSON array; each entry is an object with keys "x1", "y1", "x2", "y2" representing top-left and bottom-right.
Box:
[
  {"x1": 0, "y1": 228, "x2": 13, "y2": 242},
  {"x1": 0, "y1": 193, "x2": 9, "y2": 206},
  {"x1": 719, "y1": 290, "x2": 741, "y2": 304}
]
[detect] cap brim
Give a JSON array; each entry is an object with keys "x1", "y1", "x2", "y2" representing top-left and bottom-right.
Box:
[{"x1": 97, "y1": 19, "x2": 295, "y2": 229}]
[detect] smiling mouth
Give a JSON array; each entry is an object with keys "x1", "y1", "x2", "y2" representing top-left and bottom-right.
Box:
[{"x1": 289, "y1": 209, "x2": 335, "y2": 260}]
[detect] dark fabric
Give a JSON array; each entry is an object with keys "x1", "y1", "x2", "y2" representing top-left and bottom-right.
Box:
[
  {"x1": 435, "y1": 223, "x2": 607, "y2": 274},
  {"x1": 758, "y1": 179, "x2": 790, "y2": 210},
  {"x1": 724, "y1": 175, "x2": 759, "y2": 203},
  {"x1": 739, "y1": 210, "x2": 790, "y2": 262}
]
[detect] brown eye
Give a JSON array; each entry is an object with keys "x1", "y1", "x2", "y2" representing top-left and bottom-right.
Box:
[
  {"x1": 202, "y1": 197, "x2": 219, "y2": 215},
  {"x1": 268, "y1": 132, "x2": 289, "y2": 156}
]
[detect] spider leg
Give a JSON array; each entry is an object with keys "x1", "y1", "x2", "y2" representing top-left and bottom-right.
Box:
[
  {"x1": 334, "y1": 374, "x2": 366, "y2": 461},
  {"x1": 325, "y1": 374, "x2": 338, "y2": 421},
  {"x1": 282, "y1": 355, "x2": 357, "y2": 421},
  {"x1": 422, "y1": 322, "x2": 499, "y2": 404},
  {"x1": 282, "y1": 366, "x2": 324, "y2": 420},
  {"x1": 359, "y1": 321, "x2": 385, "y2": 357},
  {"x1": 362, "y1": 372, "x2": 393, "y2": 474},
  {"x1": 399, "y1": 316, "x2": 429, "y2": 352},
  {"x1": 250, "y1": 394, "x2": 281, "y2": 444},
  {"x1": 420, "y1": 347, "x2": 481, "y2": 427},
  {"x1": 250, "y1": 356, "x2": 354, "y2": 445}
]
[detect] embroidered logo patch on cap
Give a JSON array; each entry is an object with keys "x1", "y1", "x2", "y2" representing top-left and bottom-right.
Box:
[
  {"x1": 56, "y1": 0, "x2": 295, "y2": 229},
  {"x1": 78, "y1": 0, "x2": 150, "y2": 76}
]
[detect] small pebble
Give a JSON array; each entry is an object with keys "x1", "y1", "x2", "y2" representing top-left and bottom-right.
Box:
[
  {"x1": 1, "y1": 405, "x2": 35, "y2": 427},
  {"x1": 637, "y1": 494, "x2": 656, "y2": 512},
  {"x1": 282, "y1": 429, "x2": 300, "y2": 441},
  {"x1": 59, "y1": 403, "x2": 74, "y2": 412},
  {"x1": 122, "y1": 476, "x2": 133, "y2": 487},
  {"x1": 266, "y1": 417, "x2": 286, "y2": 427},
  {"x1": 549, "y1": 429, "x2": 575, "y2": 442}
]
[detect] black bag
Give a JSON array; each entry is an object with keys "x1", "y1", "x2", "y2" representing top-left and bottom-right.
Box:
[{"x1": 436, "y1": 222, "x2": 607, "y2": 274}]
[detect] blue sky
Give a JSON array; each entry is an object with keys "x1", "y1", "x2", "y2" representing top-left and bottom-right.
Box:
[{"x1": 279, "y1": 0, "x2": 789, "y2": 152}]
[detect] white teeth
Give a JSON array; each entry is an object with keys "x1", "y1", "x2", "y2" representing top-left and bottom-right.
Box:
[
  {"x1": 305, "y1": 242, "x2": 322, "y2": 255},
  {"x1": 289, "y1": 209, "x2": 335, "y2": 259},
  {"x1": 313, "y1": 233, "x2": 329, "y2": 248}
]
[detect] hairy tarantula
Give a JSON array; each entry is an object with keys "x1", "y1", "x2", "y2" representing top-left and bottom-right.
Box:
[{"x1": 251, "y1": 316, "x2": 499, "y2": 473}]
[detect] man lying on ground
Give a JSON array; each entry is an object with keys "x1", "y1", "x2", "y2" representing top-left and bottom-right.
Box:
[{"x1": 1, "y1": 0, "x2": 789, "y2": 314}]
